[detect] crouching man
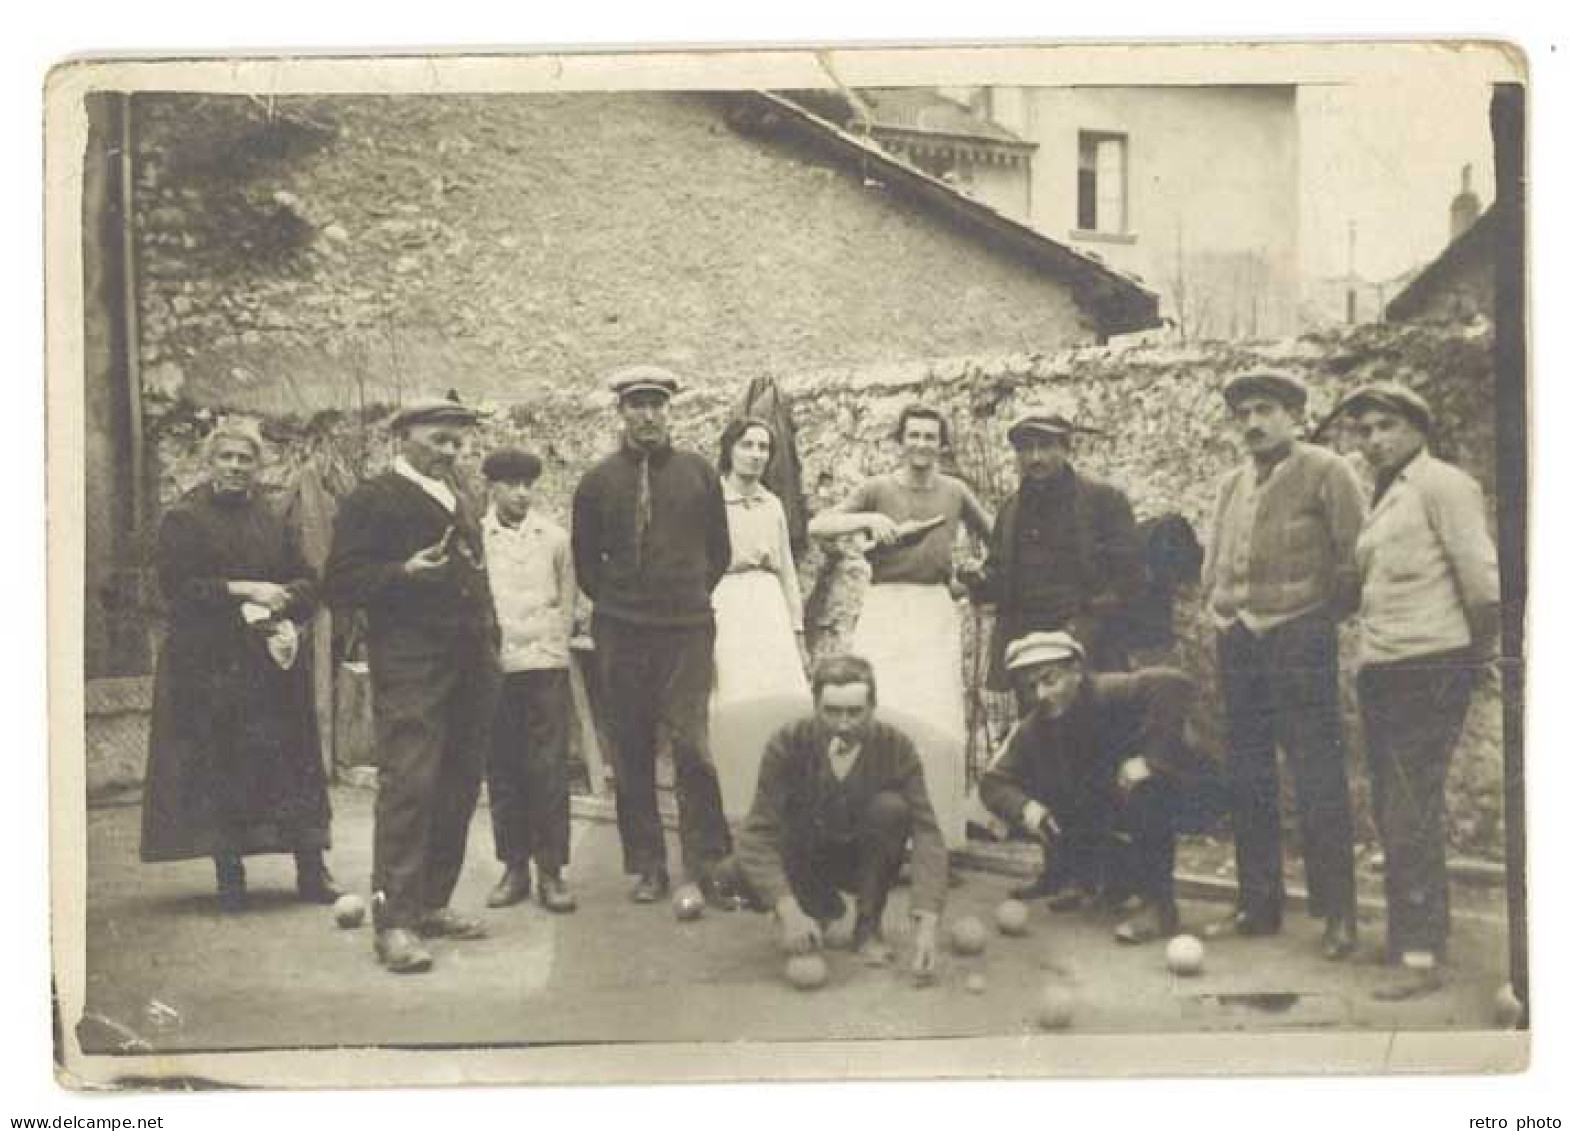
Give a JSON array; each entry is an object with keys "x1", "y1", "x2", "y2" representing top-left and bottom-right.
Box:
[
  {"x1": 980, "y1": 632, "x2": 1198, "y2": 944},
  {"x1": 730, "y1": 654, "x2": 946, "y2": 976}
]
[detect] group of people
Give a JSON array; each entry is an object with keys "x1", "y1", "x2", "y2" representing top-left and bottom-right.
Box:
[{"x1": 139, "y1": 361, "x2": 1498, "y2": 1003}]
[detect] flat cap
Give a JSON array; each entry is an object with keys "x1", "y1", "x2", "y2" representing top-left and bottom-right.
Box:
[
  {"x1": 481, "y1": 447, "x2": 544, "y2": 483},
  {"x1": 608, "y1": 365, "x2": 680, "y2": 401},
  {"x1": 1334, "y1": 381, "x2": 1434, "y2": 435},
  {"x1": 1007, "y1": 411, "x2": 1076, "y2": 446},
  {"x1": 1004, "y1": 631, "x2": 1086, "y2": 672},
  {"x1": 390, "y1": 396, "x2": 479, "y2": 432},
  {"x1": 1221, "y1": 370, "x2": 1307, "y2": 413}
]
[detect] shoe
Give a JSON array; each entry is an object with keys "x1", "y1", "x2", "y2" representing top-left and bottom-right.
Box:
[
  {"x1": 415, "y1": 908, "x2": 488, "y2": 940},
  {"x1": 1009, "y1": 872, "x2": 1066, "y2": 901},
  {"x1": 1202, "y1": 908, "x2": 1281, "y2": 939},
  {"x1": 296, "y1": 861, "x2": 343, "y2": 905},
  {"x1": 1046, "y1": 885, "x2": 1092, "y2": 913},
  {"x1": 1320, "y1": 915, "x2": 1359, "y2": 961},
  {"x1": 630, "y1": 870, "x2": 671, "y2": 904},
  {"x1": 536, "y1": 873, "x2": 577, "y2": 914},
  {"x1": 698, "y1": 874, "x2": 743, "y2": 912},
  {"x1": 852, "y1": 917, "x2": 892, "y2": 966},
  {"x1": 1113, "y1": 900, "x2": 1180, "y2": 945},
  {"x1": 1371, "y1": 953, "x2": 1443, "y2": 1001},
  {"x1": 486, "y1": 865, "x2": 532, "y2": 909},
  {"x1": 375, "y1": 928, "x2": 434, "y2": 974}
]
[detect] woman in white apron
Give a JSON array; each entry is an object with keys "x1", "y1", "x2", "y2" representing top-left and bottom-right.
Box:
[{"x1": 710, "y1": 418, "x2": 812, "y2": 817}]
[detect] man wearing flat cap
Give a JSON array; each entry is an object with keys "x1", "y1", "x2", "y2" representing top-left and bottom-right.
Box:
[
  {"x1": 1336, "y1": 383, "x2": 1499, "y2": 998},
  {"x1": 960, "y1": 407, "x2": 1140, "y2": 902},
  {"x1": 479, "y1": 447, "x2": 578, "y2": 914},
  {"x1": 979, "y1": 632, "x2": 1199, "y2": 943},
  {"x1": 324, "y1": 396, "x2": 499, "y2": 974},
  {"x1": 572, "y1": 366, "x2": 736, "y2": 906},
  {"x1": 1202, "y1": 370, "x2": 1366, "y2": 960}
]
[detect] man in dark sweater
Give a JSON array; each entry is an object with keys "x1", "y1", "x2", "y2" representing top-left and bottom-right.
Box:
[
  {"x1": 962, "y1": 410, "x2": 1142, "y2": 903},
  {"x1": 571, "y1": 366, "x2": 734, "y2": 905},
  {"x1": 323, "y1": 397, "x2": 499, "y2": 974},
  {"x1": 734, "y1": 654, "x2": 945, "y2": 973},
  {"x1": 980, "y1": 632, "x2": 1199, "y2": 944}
]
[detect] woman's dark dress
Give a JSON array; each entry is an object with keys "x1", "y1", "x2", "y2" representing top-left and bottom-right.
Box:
[{"x1": 140, "y1": 484, "x2": 331, "y2": 862}]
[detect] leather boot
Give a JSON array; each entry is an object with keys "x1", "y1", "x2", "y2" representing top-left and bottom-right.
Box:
[
  {"x1": 295, "y1": 850, "x2": 343, "y2": 904},
  {"x1": 486, "y1": 864, "x2": 532, "y2": 908}
]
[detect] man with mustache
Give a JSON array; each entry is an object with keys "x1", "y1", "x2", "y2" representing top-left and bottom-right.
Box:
[
  {"x1": 324, "y1": 396, "x2": 499, "y2": 974},
  {"x1": 572, "y1": 366, "x2": 736, "y2": 907},
  {"x1": 979, "y1": 632, "x2": 1198, "y2": 944},
  {"x1": 1201, "y1": 371, "x2": 1366, "y2": 961},
  {"x1": 961, "y1": 409, "x2": 1142, "y2": 907}
]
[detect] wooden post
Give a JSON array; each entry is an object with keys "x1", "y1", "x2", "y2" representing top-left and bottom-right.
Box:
[
  {"x1": 290, "y1": 461, "x2": 339, "y2": 780},
  {"x1": 568, "y1": 642, "x2": 611, "y2": 797}
]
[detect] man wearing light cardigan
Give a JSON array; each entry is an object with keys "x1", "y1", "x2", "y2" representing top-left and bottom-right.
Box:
[
  {"x1": 1202, "y1": 370, "x2": 1367, "y2": 962},
  {"x1": 1339, "y1": 382, "x2": 1499, "y2": 1000}
]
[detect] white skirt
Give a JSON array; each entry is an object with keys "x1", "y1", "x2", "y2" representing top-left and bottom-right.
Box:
[
  {"x1": 712, "y1": 570, "x2": 810, "y2": 709},
  {"x1": 850, "y1": 582, "x2": 968, "y2": 845},
  {"x1": 711, "y1": 570, "x2": 813, "y2": 820}
]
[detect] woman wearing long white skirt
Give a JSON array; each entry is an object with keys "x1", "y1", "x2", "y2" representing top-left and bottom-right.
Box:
[{"x1": 710, "y1": 417, "x2": 812, "y2": 818}]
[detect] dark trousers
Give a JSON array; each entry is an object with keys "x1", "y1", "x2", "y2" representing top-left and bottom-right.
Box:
[
  {"x1": 367, "y1": 630, "x2": 500, "y2": 929},
  {"x1": 1358, "y1": 649, "x2": 1477, "y2": 959},
  {"x1": 1035, "y1": 775, "x2": 1118, "y2": 894},
  {"x1": 487, "y1": 668, "x2": 572, "y2": 874},
  {"x1": 593, "y1": 616, "x2": 731, "y2": 880},
  {"x1": 1218, "y1": 614, "x2": 1356, "y2": 922},
  {"x1": 1113, "y1": 777, "x2": 1179, "y2": 908},
  {"x1": 787, "y1": 791, "x2": 911, "y2": 930}
]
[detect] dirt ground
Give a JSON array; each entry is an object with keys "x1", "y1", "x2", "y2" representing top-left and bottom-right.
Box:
[{"x1": 77, "y1": 787, "x2": 1513, "y2": 1056}]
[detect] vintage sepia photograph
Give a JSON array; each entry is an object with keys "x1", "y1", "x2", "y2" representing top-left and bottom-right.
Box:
[{"x1": 45, "y1": 41, "x2": 1529, "y2": 1089}]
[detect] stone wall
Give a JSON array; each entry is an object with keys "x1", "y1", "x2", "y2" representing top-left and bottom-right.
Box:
[
  {"x1": 129, "y1": 92, "x2": 1101, "y2": 417},
  {"x1": 145, "y1": 318, "x2": 1509, "y2": 857}
]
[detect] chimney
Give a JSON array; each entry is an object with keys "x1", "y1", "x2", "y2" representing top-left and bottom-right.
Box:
[{"x1": 1450, "y1": 163, "x2": 1482, "y2": 241}]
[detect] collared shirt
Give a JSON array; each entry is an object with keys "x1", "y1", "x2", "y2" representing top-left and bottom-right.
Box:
[
  {"x1": 723, "y1": 481, "x2": 804, "y2": 630},
  {"x1": 393, "y1": 456, "x2": 456, "y2": 513},
  {"x1": 825, "y1": 736, "x2": 862, "y2": 781},
  {"x1": 482, "y1": 506, "x2": 575, "y2": 672},
  {"x1": 1203, "y1": 441, "x2": 1366, "y2": 634},
  {"x1": 1356, "y1": 450, "x2": 1498, "y2": 665}
]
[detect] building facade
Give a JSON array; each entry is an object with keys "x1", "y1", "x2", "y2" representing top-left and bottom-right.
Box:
[{"x1": 939, "y1": 85, "x2": 1302, "y2": 340}]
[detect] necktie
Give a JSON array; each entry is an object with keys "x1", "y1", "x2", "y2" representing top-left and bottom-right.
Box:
[{"x1": 634, "y1": 451, "x2": 653, "y2": 567}]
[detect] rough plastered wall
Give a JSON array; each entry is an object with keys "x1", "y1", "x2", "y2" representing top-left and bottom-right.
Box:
[
  {"x1": 147, "y1": 318, "x2": 1509, "y2": 857},
  {"x1": 129, "y1": 91, "x2": 1099, "y2": 416}
]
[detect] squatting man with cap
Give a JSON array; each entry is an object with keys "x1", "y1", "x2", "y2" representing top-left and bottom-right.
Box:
[
  {"x1": 1334, "y1": 382, "x2": 1500, "y2": 999},
  {"x1": 960, "y1": 407, "x2": 1142, "y2": 907},
  {"x1": 1201, "y1": 370, "x2": 1366, "y2": 961},
  {"x1": 571, "y1": 366, "x2": 738, "y2": 907},
  {"x1": 324, "y1": 397, "x2": 499, "y2": 974},
  {"x1": 979, "y1": 633, "x2": 1199, "y2": 944},
  {"x1": 480, "y1": 447, "x2": 579, "y2": 914},
  {"x1": 729, "y1": 654, "x2": 946, "y2": 975}
]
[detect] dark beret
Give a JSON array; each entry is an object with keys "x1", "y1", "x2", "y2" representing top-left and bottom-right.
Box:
[
  {"x1": 482, "y1": 447, "x2": 544, "y2": 483},
  {"x1": 1222, "y1": 370, "x2": 1308, "y2": 413}
]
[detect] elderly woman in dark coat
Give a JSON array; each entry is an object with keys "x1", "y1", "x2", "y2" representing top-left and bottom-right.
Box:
[{"x1": 140, "y1": 420, "x2": 338, "y2": 911}]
